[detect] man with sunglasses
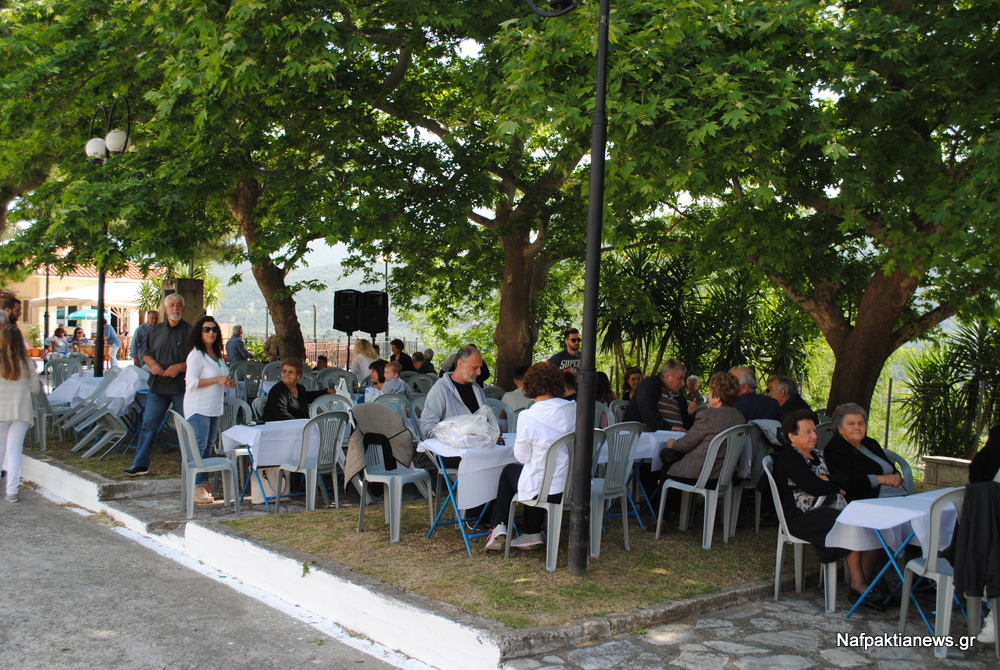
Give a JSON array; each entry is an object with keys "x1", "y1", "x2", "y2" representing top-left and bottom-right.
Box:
[
  {"x1": 548, "y1": 327, "x2": 583, "y2": 373},
  {"x1": 124, "y1": 294, "x2": 193, "y2": 476}
]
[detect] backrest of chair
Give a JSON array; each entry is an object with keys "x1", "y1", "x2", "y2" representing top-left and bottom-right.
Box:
[
  {"x1": 373, "y1": 394, "x2": 420, "y2": 438},
  {"x1": 761, "y1": 455, "x2": 795, "y2": 538},
  {"x1": 815, "y1": 422, "x2": 835, "y2": 452},
  {"x1": 310, "y1": 394, "x2": 354, "y2": 417},
  {"x1": 409, "y1": 394, "x2": 426, "y2": 417},
  {"x1": 49, "y1": 358, "x2": 83, "y2": 387},
  {"x1": 303, "y1": 411, "x2": 349, "y2": 470},
  {"x1": 238, "y1": 361, "x2": 265, "y2": 398},
  {"x1": 222, "y1": 396, "x2": 252, "y2": 432},
  {"x1": 328, "y1": 369, "x2": 358, "y2": 393},
  {"x1": 484, "y1": 397, "x2": 516, "y2": 432},
  {"x1": 300, "y1": 373, "x2": 317, "y2": 391},
  {"x1": 262, "y1": 360, "x2": 283, "y2": 382},
  {"x1": 594, "y1": 402, "x2": 615, "y2": 429},
  {"x1": 169, "y1": 410, "x2": 202, "y2": 468},
  {"x1": 883, "y1": 449, "x2": 915, "y2": 495},
  {"x1": 229, "y1": 360, "x2": 250, "y2": 381},
  {"x1": 252, "y1": 395, "x2": 267, "y2": 420},
  {"x1": 400, "y1": 371, "x2": 417, "y2": 382},
  {"x1": 410, "y1": 374, "x2": 436, "y2": 394},
  {"x1": 483, "y1": 384, "x2": 506, "y2": 400},
  {"x1": 746, "y1": 423, "x2": 775, "y2": 487},
  {"x1": 536, "y1": 432, "x2": 575, "y2": 504},
  {"x1": 715, "y1": 425, "x2": 751, "y2": 488},
  {"x1": 925, "y1": 487, "x2": 965, "y2": 574},
  {"x1": 610, "y1": 399, "x2": 628, "y2": 423},
  {"x1": 592, "y1": 428, "x2": 608, "y2": 475},
  {"x1": 34, "y1": 378, "x2": 55, "y2": 412},
  {"x1": 601, "y1": 421, "x2": 641, "y2": 495},
  {"x1": 67, "y1": 352, "x2": 90, "y2": 368},
  {"x1": 315, "y1": 367, "x2": 339, "y2": 388}
]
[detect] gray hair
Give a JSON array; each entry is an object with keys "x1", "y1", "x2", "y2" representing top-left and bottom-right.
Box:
[
  {"x1": 730, "y1": 366, "x2": 757, "y2": 388},
  {"x1": 659, "y1": 358, "x2": 686, "y2": 376},
  {"x1": 232, "y1": 325, "x2": 243, "y2": 336},
  {"x1": 686, "y1": 374, "x2": 700, "y2": 386},
  {"x1": 832, "y1": 403, "x2": 868, "y2": 428},
  {"x1": 456, "y1": 345, "x2": 479, "y2": 362},
  {"x1": 773, "y1": 376, "x2": 798, "y2": 397},
  {"x1": 423, "y1": 348, "x2": 434, "y2": 362},
  {"x1": 163, "y1": 293, "x2": 185, "y2": 307}
]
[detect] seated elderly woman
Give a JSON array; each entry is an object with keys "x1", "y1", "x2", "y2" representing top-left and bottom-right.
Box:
[
  {"x1": 44, "y1": 327, "x2": 71, "y2": 355},
  {"x1": 774, "y1": 409, "x2": 884, "y2": 610},
  {"x1": 262, "y1": 357, "x2": 337, "y2": 421},
  {"x1": 824, "y1": 403, "x2": 905, "y2": 502},
  {"x1": 657, "y1": 371, "x2": 745, "y2": 519},
  {"x1": 484, "y1": 362, "x2": 576, "y2": 552}
]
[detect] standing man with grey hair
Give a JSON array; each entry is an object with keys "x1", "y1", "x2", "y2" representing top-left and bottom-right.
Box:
[
  {"x1": 420, "y1": 346, "x2": 488, "y2": 438},
  {"x1": 226, "y1": 324, "x2": 252, "y2": 364},
  {"x1": 130, "y1": 310, "x2": 159, "y2": 368},
  {"x1": 730, "y1": 366, "x2": 784, "y2": 421},
  {"x1": 124, "y1": 294, "x2": 194, "y2": 476},
  {"x1": 623, "y1": 359, "x2": 697, "y2": 432}
]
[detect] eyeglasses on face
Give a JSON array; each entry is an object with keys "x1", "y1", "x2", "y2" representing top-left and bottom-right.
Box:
[
  {"x1": 569, "y1": 337, "x2": 582, "y2": 343},
  {"x1": 201, "y1": 326, "x2": 220, "y2": 333}
]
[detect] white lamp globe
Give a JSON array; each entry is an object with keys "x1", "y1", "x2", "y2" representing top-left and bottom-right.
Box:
[
  {"x1": 105, "y1": 129, "x2": 129, "y2": 154},
  {"x1": 85, "y1": 137, "x2": 107, "y2": 162}
]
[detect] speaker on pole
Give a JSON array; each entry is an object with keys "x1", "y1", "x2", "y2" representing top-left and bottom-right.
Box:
[
  {"x1": 333, "y1": 289, "x2": 361, "y2": 334},
  {"x1": 360, "y1": 290, "x2": 389, "y2": 337}
]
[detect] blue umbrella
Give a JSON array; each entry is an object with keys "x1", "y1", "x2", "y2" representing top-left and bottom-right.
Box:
[{"x1": 67, "y1": 308, "x2": 112, "y2": 321}]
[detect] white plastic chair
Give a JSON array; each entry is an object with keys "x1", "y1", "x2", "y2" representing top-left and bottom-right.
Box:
[
  {"x1": 762, "y1": 455, "x2": 837, "y2": 613},
  {"x1": 409, "y1": 374, "x2": 436, "y2": 394},
  {"x1": 591, "y1": 422, "x2": 641, "y2": 557},
  {"x1": 326, "y1": 369, "x2": 358, "y2": 394},
  {"x1": 484, "y1": 397, "x2": 517, "y2": 433},
  {"x1": 815, "y1": 422, "x2": 835, "y2": 452},
  {"x1": 357, "y1": 432, "x2": 433, "y2": 542},
  {"x1": 656, "y1": 424, "x2": 750, "y2": 549},
  {"x1": 310, "y1": 394, "x2": 354, "y2": 416},
  {"x1": 373, "y1": 394, "x2": 423, "y2": 442},
  {"x1": 610, "y1": 399, "x2": 628, "y2": 423},
  {"x1": 45, "y1": 357, "x2": 83, "y2": 391},
  {"x1": 730, "y1": 421, "x2": 777, "y2": 536},
  {"x1": 594, "y1": 402, "x2": 615, "y2": 429},
  {"x1": 169, "y1": 411, "x2": 240, "y2": 519},
  {"x1": 504, "y1": 431, "x2": 575, "y2": 572},
  {"x1": 899, "y1": 487, "x2": 965, "y2": 658},
  {"x1": 274, "y1": 412, "x2": 350, "y2": 513},
  {"x1": 483, "y1": 384, "x2": 505, "y2": 400},
  {"x1": 261, "y1": 360, "x2": 283, "y2": 382},
  {"x1": 884, "y1": 449, "x2": 915, "y2": 495}
]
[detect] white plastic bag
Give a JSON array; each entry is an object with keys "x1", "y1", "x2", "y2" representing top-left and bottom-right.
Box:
[{"x1": 435, "y1": 407, "x2": 501, "y2": 451}]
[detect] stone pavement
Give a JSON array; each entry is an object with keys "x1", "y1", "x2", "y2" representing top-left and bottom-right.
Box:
[{"x1": 504, "y1": 591, "x2": 996, "y2": 670}]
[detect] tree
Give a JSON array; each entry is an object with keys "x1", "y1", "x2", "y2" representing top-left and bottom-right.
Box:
[{"x1": 611, "y1": 1, "x2": 1000, "y2": 412}]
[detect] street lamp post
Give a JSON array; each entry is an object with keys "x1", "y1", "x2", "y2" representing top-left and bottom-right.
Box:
[
  {"x1": 84, "y1": 96, "x2": 131, "y2": 378},
  {"x1": 526, "y1": 0, "x2": 611, "y2": 575}
]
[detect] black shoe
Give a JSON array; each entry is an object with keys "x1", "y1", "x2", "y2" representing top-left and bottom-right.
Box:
[
  {"x1": 124, "y1": 465, "x2": 149, "y2": 477},
  {"x1": 0, "y1": 469, "x2": 5, "y2": 479},
  {"x1": 849, "y1": 588, "x2": 886, "y2": 612}
]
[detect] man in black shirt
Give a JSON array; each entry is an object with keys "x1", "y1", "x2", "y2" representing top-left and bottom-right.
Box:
[{"x1": 124, "y1": 294, "x2": 194, "y2": 476}]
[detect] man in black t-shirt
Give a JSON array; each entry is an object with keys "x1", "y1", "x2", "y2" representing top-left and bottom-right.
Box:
[{"x1": 547, "y1": 327, "x2": 582, "y2": 373}]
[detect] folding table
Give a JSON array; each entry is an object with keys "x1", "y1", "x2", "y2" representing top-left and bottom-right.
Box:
[{"x1": 827, "y1": 487, "x2": 960, "y2": 620}]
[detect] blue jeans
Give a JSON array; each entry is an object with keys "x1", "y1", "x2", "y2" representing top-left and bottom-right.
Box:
[
  {"x1": 131, "y1": 392, "x2": 185, "y2": 469},
  {"x1": 187, "y1": 413, "x2": 220, "y2": 486}
]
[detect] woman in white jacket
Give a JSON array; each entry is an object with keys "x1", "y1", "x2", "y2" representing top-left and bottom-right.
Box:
[
  {"x1": 184, "y1": 316, "x2": 235, "y2": 503},
  {"x1": 0, "y1": 325, "x2": 40, "y2": 502},
  {"x1": 485, "y1": 362, "x2": 576, "y2": 551}
]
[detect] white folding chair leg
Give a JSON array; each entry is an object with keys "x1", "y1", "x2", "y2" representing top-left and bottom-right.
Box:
[
  {"x1": 544, "y1": 508, "x2": 561, "y2": 573},
  {"x1": 899, "y1": 569, "x2": 917, "y2": 633},
  {"x1": 793, "y1": 543, "x2": 805, "y2": 593},
  {"x1": 822, "y1": 561, "x2": 837, "y2": 613},
  {"x1": 589, "y1": 494, "x2": 604, "y2": 558},
  {"x1": 702, "y1": 492, "x2": 718, "y2": 550},
  {"x1": 933, "y1": 578, "x2": 955, "y2": 659},
  {"x1": 621, "y1": 493, "x2": 630, "y2": 552},
  {"x1": 678, "y1": 491, "x2": 692, "y2": 531},
  {"x1": 774, "y1": 537, "x2": 786, "y2": 601},
  {"x1": 305, "y1": 470, "x2": 317, "y2": 511}
]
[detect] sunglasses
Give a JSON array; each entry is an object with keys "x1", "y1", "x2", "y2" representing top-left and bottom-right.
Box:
[
  {"x1": 201, "y1": 326, "x2": 220, "y2": 333},
  {"x1": 569, "y1": 337, "x2": 582, "y2": 343}
]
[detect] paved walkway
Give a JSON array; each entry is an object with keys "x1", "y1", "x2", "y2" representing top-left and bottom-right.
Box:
[{"x1": 505, "y1": 591, "x2": 996, "y2": 670}]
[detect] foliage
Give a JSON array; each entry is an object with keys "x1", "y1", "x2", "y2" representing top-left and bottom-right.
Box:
[
  {"x1": 25, "y1": 323, "x2": 41, "y2": 347},
  {"x1": 244, "y1": 336, "x2": 266, "y2": 361},
  {"x1": 898, "y1": 321, "x2": 1000, "y2": 460}
]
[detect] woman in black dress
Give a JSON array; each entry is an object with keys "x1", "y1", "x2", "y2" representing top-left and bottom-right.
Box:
[{"x1": 262, "y1": 357, "x2": 336, "y2": 421}]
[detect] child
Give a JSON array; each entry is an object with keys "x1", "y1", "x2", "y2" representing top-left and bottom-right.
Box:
[{"x1": 380, "y1": 360, "x2": 413, "y2": 399}]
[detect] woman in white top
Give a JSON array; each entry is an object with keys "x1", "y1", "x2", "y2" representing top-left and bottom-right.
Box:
[
  {"x1": 349, "y1": 338, "x2": 379, "y2": 385},
  {"x1": 184, "y1": 316, "x2": 235, "y2": 503},
  {"x1": 485, "y1": 362, "x2": 576, "y2": 551},
  {"x1": 0, "y1": 325, "x2": 41, "y2": 502}
]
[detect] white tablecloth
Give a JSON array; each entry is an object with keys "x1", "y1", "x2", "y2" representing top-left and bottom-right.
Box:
[
  {"x1": 826, "y1": 487, "x2": 960, "y2": 558},
  {"x1": 635, "y1": 430, "x2": 676, "y2": 471},
  {"x1": 48, "y1": 376, "x2": 103, "y2": 405},
  {"x1": 418, "y1": 434, "x2": 518, "y2": 509},
  {"x1": 220, "y1": 418, "x2": 317, "y2": 468}
]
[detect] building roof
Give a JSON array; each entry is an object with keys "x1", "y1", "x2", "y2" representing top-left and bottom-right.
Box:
[{"x1": 31, "y1": 261, "x2": 158, "y2": 282}]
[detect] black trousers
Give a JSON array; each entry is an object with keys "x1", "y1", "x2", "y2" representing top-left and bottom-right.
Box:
[{"x1": 490, "y1": 462, "x2": 562, "y2": 533}]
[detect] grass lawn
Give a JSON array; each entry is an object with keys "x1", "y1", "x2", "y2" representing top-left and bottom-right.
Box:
[
  {"x1": 28, "y1": 434, "x2": 181, "y2": 481},
  {"x1": 224, "y1": 500, "x2": 778, "y2": 628}
]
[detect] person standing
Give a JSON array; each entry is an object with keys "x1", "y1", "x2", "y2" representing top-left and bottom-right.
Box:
[
  {"x1": 131, "y1": 310, "x2": 160, "y2": 367},
  {"x1": 184, "y1": 316, "x2": 235, "y2": 503},
  {"x1": 225, "y1": 324, "x2": 252, "y2": 365},
  {"x1": 547, "y1": 328, "x2": 582, "y2": 373},
  {"x1": 390, "y1": 339, "x2": 415, "y2": 373},
  {"x1": 0, "y1": 325, "x2": 40, "y2": 502},
  {"x1": 103, "y1": 322, "x2": 122, "y2": 368},
  {"x1": 2, "y1": 296, "x2": 22, "y2": 324},
  {"x1": 124, "y1": 294, "x2": 193, "y2": 476}
]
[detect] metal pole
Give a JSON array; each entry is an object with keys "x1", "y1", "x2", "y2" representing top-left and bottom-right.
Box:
[
  {"x1": 569, "y1": 0, "x2": 610, "y2": 575},
  {"x1": 44, "y1": 266, "x2": 50, "y2": 338},
  {"x1": 883, "y1": 377, "x2": 892, "y2": 450},
  {"x1": 95, "y1": 267, "x2": 106, "y2": 377},
  {"x1": 312, "y1": 304, "x2": 317, "y2": 364}
]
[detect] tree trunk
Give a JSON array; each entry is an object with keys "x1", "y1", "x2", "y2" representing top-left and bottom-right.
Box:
[
  {"x1": 493, "y1": 232, "x2": 553, "y2": 390},
  {"x1": 228, "y1": 177, "x2": 306, "y2": 360}
]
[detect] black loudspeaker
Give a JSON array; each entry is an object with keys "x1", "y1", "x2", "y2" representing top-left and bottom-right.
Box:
[
  {"x1": 333, "y1": 290, "x2": 362, "y2": 334},
  {"x1": 360, "y1": 291, "x2": 389, "y2": 336}
]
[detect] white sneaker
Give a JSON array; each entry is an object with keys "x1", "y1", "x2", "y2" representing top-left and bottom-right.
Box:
[
  {"x1": 978, "y1": 610, "x2": 995, "y2": 644},
  {"x1": 510, "y1": 532, "x2": 544, "y2": 549},
  {"x1": 484, "y1": 523, "x2": 507, "y2": 552}
]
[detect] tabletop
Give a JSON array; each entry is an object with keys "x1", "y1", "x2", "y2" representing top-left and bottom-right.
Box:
[
  {"x1": 418, "y1": 434, "x2": 517, "y2": 509},
  {"x1": 827, "y1": 486, "x2": 960, "y2": 557},
  {"x1": 221, "y1": 418, "x2": 317, "y2": 469}
]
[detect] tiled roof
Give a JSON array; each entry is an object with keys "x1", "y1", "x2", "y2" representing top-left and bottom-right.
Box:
[{"x1": 32, "y1": 261, "x2": 160, "y2": 281}]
